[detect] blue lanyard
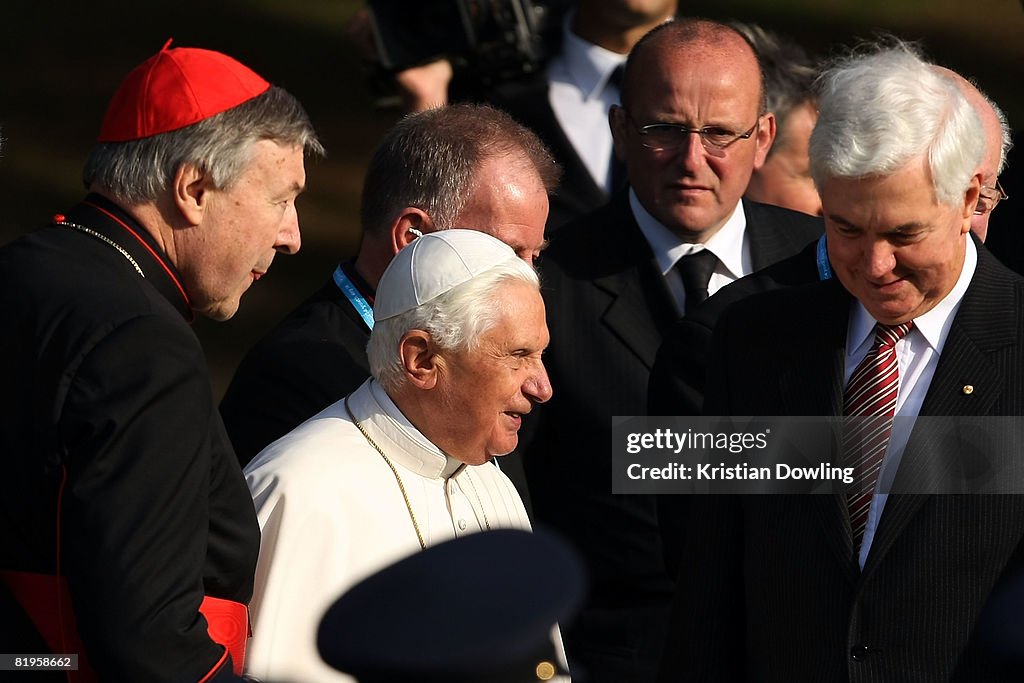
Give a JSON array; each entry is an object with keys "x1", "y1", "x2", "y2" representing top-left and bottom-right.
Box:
[
  {"x1": 333, "y1": 265, "x2": 375, "y2": 331},
  {"x1": 816, "y1": 234, "x2": 832, "y2": 281}
]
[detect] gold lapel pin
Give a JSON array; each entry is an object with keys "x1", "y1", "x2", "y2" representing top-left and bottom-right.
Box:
[
  {"x1": 962, "y1": 385, "x2": 974, "y2": 395},
  {"x1": 536, "y1": 661, "x2": 556, "y2": 680}
]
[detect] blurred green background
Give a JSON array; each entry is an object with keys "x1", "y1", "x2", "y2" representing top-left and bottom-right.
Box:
[{"x1": 1, "y1": 0, "x2": 1021, "y2": 398}]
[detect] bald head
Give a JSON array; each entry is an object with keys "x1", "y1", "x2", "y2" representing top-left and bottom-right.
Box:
[
  {"x1": 622, "y1": 19, "x2": 765, "y2": 113},
  {"x1": 935, "y1": 66, "x2": 1011, "y2": 240}
]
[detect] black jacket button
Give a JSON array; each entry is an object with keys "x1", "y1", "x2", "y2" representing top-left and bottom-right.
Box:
[{"x1": 850, "y1": 646, "x2": 871, "y2": 662}]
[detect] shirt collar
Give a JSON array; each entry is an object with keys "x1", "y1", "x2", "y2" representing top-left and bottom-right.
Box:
[
  {"x1": 629, "y1": 189, "x2": 747, "y2": 277},
  {"x1": 357, "y1": 379, "x2": 465, "y2": 479},
  {"x1": 63, "y1": 194, "x2": 194, "y2": 322},
  {"x1": 847, "y1": 234, "x2": 977, "y2": 356},
  {"x1": 559, "y1": 10, "x2": 627, "y2": 101}
]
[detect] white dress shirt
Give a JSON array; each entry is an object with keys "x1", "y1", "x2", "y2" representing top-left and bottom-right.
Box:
[
  {"x1": 547, "y1": 11, "x2": 626, "y2": 193},
  {"x1": 630, "y1": 189, "x2": 752, "y2": 314},
  {"x1": 844, "y1": 235, "x2": 978, "y2": 568}
]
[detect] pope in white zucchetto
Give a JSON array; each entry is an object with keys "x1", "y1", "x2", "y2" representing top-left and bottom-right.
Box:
[{"x1": 243, "y1": 229, "x2": 568, "y2": 683}]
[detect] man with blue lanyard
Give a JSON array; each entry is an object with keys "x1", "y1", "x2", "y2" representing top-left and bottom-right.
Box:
[{"x1": 220, "y1": 103, "x2": 559, "y2": 474}]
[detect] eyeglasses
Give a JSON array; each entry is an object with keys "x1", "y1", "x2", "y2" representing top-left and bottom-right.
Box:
[
  {"x1": 625, "y1": 111, "x2": 759, "y2": 158},
  {"x1": 975, "y1": 180, "x2": 1008, "y2": 216}
]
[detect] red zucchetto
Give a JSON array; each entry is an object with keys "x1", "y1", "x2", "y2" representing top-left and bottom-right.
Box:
[{"x1": 97, "y1": 38, "x2": 270, "y2": 142}]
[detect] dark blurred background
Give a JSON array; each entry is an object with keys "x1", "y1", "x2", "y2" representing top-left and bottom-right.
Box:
[{"x1": 1, "y1": 0, "x2": 1021, "y2": 398}]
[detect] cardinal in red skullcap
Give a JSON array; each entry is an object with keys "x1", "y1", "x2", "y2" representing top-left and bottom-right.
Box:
[{"x1": 0, "y1": 40, "x2": 322, "y2": 683}]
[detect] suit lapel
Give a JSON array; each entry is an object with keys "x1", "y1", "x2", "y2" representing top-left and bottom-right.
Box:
[
  {"x1": 864, "y1": 247, "x2": 1020, "y2": 577},
  {"x1": 745, "y1": 201, "x2": 808, "y2": 270},
  {"x1": 784, "y1": 281, "x2": 860, "y2": 580},
  {"x1": 594, "y1": 198, "x2": 679, "y2": 369}
]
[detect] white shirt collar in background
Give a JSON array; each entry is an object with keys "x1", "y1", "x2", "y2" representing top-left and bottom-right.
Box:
[{"x1": 547, "y1": 10, "x2": 626, "y2": 193}]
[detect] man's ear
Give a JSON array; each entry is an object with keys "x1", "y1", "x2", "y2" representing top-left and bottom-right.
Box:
[
  {"x1": 400, "y1": 329, "x2": 439, "y2": 390},
  {"x1": 173, "y1": 163, "x2": 211, "y2": 226},
  {"x1": 960, "y1": 173, "x2": 982, "y2": 235},
  {"x1": 752, "y1": 112, "x2": 777, "y2": 171},
  {"x1": 390, "y1": 208, "x2": 435, "y2": 254}
]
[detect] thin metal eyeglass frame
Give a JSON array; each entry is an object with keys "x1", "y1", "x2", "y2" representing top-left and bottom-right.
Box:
[
  {"x1": 624, "y1": 110, "x2": 760, "y2": 157},
  {"x1": 975, "y1": 179, "x2": 1008, "y2": 216}
]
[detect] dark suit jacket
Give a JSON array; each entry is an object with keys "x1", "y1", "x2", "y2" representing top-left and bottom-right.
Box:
[
  {"x1": 648, "y1": 237, "x2": 823, "y2": 576},
  {"x1": 219, "y1": 275, "x2": 372, "y2": 467},
  {"x1": 659, "y1": 245, "x2": 1024, "y2": 682},
  {"x1": 0, "y1": 195, "x2": 256, "y2": 682},
  {"x1": 488, "y1": 76, "x2": 609, "y2": 232},
  {"x1": 523, "y1": 190, "x2": 822, "y2": 682}
]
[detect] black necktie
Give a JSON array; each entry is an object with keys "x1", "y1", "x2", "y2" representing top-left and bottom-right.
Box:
[
  {"x1": 676, "y1": 250, "x2": 718, "y2": 314},
  {"x1": 608, "y1": 64, "x2": 627, "y2": 193}
]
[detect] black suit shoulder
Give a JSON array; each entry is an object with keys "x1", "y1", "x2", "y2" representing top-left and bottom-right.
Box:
[
  {"x1": 220, "y1": 280, "x2": 372, "y2": 467},
  {"x1": 541, "y1": 191, "x2": 648, "y2": 278},
  {"x1": 916, "y1": 243, "x2": 1024, "y2": 418},
  {"x1": 704, "y1": 278, "x2": 850, "y2": 415},
  {"x1": 743, "y1": 199, "x2": 822, "y2": 230},
  {"x1": 742, "y1": 200, "x2": 824, "y2": 269}
]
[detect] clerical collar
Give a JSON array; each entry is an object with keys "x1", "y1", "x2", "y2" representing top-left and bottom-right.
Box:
[
  {"x1": 57, "y1": 194, "x2": 194, "y2": 322},
  {"x1": 366, "y1": 380, "x2": 464, "y2": 479}
]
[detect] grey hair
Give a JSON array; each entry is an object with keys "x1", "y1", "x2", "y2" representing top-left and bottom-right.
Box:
[
  {"x1": 729, "y1": 21, "x2": 818, "y2": 158},
  {"x1": 367, "y1": 257, "x2": 540, "y2": 393},
  {"x1": 359, "y1": 103, "x2": 560, "y2": 237},
  {"x1": 82, "y1": 86, "x2": 324, "y2": 204},
  {"x1": 809, "y1": 40, "x2": 983, "y2": 208}
]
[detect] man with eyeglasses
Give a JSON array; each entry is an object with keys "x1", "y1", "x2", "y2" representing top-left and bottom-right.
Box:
[
  {"x1": 516, "y1": 18, "x2": 821, "y2": 683},
  {"x1": 965, "y1": 108, "x2": 1011, "y2": 243},
  {"x1": 979, "y1": 180, "x2": 1010, "y2": 226},
  {"x1": 939, "y1": 67, "x2": 1014, "y2": 243}
]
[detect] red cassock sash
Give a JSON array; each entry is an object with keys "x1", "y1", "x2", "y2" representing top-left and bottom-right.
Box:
[{"x1": 1, "y1": 570, "x2": 248, "y2": 680}]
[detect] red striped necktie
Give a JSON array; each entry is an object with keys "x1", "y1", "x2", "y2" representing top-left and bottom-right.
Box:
[{"x1": 842, "y1": 321, "x2": 914, "y2": 553}]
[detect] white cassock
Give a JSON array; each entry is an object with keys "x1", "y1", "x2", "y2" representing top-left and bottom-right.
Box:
[{"x1": 242, "y1": 378, "x2": 568, "y2": 683}]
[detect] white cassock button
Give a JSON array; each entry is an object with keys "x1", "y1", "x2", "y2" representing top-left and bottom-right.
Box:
[{"x1": 457, "y1": 518, "x2": 467, "y2": 531}]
